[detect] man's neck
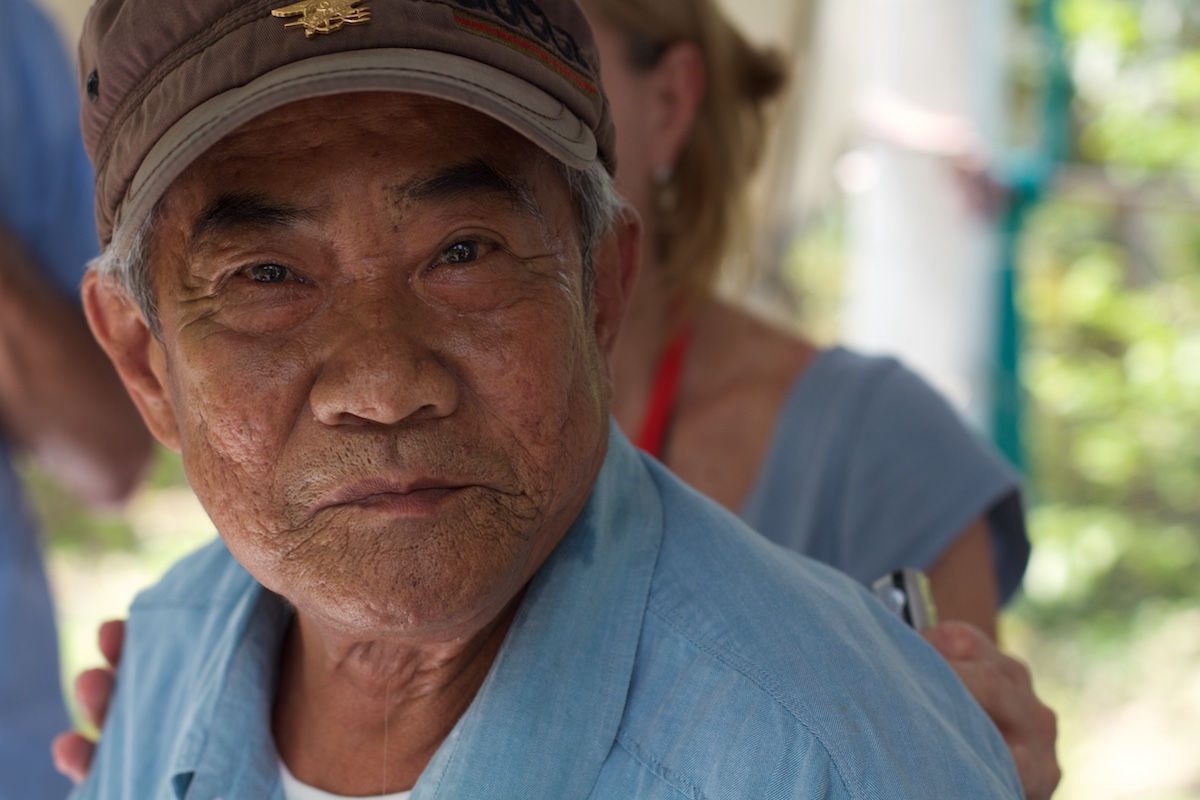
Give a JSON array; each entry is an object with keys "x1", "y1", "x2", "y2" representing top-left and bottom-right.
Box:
[{"x1": 271, "y1": 600, "x2": 519, "y2": 795}]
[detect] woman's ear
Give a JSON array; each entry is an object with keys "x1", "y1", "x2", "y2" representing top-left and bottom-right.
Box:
[
  {"x1": 82, "y1": 271, "x2": 182, "y2": 452},
  {"x1": 648, "y1": 41, "x2": 707, "y2": 171}
]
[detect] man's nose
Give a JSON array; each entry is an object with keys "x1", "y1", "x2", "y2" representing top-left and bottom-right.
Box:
[{"x1": 309, "y1": 299, "x2": 459, "y2": 427}]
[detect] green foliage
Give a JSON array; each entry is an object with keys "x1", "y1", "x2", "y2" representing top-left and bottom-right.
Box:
[
  {"x1": 28, "y1": 446, "x2": 186, "y2": 554},
  {"x1": 1013, "y1": 0, "x2": 1200, "y2": 641},
  {"x1": 1063, "y1": 0, "x2": 1200, "y2": 169}
]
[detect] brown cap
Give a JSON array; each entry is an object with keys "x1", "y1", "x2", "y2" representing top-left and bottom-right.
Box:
[{"x1": 79, "y1": 0, "x2": 615, "y2": 254}]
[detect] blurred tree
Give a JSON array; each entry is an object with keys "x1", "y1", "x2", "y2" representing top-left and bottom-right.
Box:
[{"x1": 1016, "y1": 0, "x2": 1200, "y2": 634}]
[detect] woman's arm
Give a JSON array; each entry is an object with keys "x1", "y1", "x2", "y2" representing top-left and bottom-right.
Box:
[{"x1": 926, "y1": 516, "x2": 1000, "y2": 639}]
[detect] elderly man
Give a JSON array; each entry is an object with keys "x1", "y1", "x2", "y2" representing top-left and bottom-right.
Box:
[{"x1": 71, "y1": 0, "x2": 1021, "y2": 797}]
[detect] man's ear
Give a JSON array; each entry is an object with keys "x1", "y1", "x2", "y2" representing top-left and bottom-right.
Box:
[
  {"x1": 81, "y1": 271, "x2": 181, "y2": 452},
  {"x1": 648, "y1": 41, "x2": 707, "y2": 171},
  {"x1": 591, "y1": 206, "x2": 641, "y2": 358}
]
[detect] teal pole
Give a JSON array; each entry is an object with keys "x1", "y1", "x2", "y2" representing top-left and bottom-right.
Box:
[{"x1": 992, "y1": 0, "x2": 1071, "y2": 472}]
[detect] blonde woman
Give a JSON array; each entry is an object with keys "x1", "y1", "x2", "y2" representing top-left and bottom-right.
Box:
[{"x1": 585, "y1": 0, "x2": 1059, "y2": 795}]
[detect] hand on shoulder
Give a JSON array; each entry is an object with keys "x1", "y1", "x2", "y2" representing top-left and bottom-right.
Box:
[
  {"x1": 53, "y1": 620, "x2": 125, "y2": 785},
  {"x1": 924, "y1": 620, "x2": 1061, "y2": 800}
]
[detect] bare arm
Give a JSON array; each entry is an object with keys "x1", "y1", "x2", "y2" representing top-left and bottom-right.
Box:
[
  {"x1": 0, "y1": 227, "x2": 152, "y2": 505},
  {"x1": 926, "y1": 516, "x2": 999, "y2": 639}
]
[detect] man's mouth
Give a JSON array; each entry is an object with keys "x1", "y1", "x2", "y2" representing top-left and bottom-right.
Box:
[{"x1": 314, "y1": 478, "x2": 471, "y2": 517}]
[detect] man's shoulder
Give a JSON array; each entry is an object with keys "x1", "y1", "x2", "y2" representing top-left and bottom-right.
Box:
[
  {"x1": 131, "y1": 537, "x2": 257, "y2": 612},
  {"x1": 640, "y1": 450, "x2": 892, "y2": 658},
  {"x1": 121, "y1": 537, "x2": 268, "y2": 673},
  {"x1": 621, "y1": 457, "x2": 1023, "y2": 797},
  {"x1": 79, "y1": 540, "x2": 283, "y2": 799},
  {"x1": 121, "y1": 537, "x2": 270, "y2": 694}
]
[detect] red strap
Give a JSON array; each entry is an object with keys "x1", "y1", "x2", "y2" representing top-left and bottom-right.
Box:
[{"x1": 635, "y1": 327, "x2": 692, "y2": 458}]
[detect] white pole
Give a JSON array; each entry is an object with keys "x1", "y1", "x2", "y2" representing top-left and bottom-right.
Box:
[{"x1": 841, "y1": 0, "x2": 1006, "y2": 430}]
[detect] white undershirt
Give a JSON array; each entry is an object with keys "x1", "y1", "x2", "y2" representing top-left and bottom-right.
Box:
[{"x1": 279, "y1": 760, "x2": 412, "y2": 800}]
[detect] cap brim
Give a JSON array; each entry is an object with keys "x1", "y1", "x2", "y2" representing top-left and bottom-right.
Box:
[{"x1": 112, "y1": 48, "x2": 597, "y2": 257}]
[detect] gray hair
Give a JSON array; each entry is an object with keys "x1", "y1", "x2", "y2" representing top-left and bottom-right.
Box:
[
  {"x1": 91, "y1": 160, "x2": 623, "y2": 337},
  {"x1": 559, "y1": 159, "x2": 624, "y2": 306},
  {"x1": 89, "y1": 207, "x2": 161, "y2": 333}
]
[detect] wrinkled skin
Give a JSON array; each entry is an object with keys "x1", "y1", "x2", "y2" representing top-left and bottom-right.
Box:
[
  {"x1": 94, "y1": 93, "x2": 626, "y2": 643},
  {"x1": 64, "y1": 92, "x2": 638, "y2": 791}
]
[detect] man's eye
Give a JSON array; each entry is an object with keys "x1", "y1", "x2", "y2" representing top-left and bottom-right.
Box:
[
  {"x1": 247, "y1": 263, "x2": 292, "y2": 283},
  {"x1": 440, "y1": 241, "x2": 480, "y2": 265}
]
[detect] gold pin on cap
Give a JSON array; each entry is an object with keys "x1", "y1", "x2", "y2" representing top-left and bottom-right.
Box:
[{"x1": 271, "y1": 0, "x2": 371, "y2": 38}]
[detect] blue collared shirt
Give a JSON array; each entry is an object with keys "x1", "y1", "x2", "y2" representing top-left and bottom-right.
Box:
[
  {"x1": 77, "y1": 429, "x2": 1022, "y2": 799},
  {"x1": 1, "y1": 1, "x2": 98, "y2": 797}
]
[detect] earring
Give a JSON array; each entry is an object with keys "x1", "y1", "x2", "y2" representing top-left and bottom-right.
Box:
[{"x1": 652, "y1": 164, "x2": 674, "y2": 187}]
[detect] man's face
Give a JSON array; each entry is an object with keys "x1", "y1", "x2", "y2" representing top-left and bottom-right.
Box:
[{"x1": 109, "y1": 93, "x2": 625, "y2": 641}]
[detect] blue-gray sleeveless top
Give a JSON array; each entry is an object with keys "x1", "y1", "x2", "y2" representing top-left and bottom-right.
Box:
[{"x1": 740, "y1": 347, "x2": 1029, "y2": 604}]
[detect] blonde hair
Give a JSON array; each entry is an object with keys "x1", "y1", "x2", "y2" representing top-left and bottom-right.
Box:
[{"x1": 590, "y1": 0, "x2": 787, "y2": 313}]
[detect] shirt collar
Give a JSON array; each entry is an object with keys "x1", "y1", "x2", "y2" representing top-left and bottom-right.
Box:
[
  {"x1": 413, "y1": 427, "x2": 662, "y2": 798},
  {"x1": 169, "y1": 585, "x2": 292, "y2": 799}
]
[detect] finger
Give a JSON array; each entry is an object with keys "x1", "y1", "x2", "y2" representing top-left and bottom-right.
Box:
[
  {"x1": 944, "y1": 658, "x2": 1021, "y2": 729},
  {"x1": 75, "y1": 668, "x2": 116, "y2": 729},
  {"x1": 944, "y1": 651, "x2": 1057, "y2": 738},
  {"x1": 51, "y1": 731, "x2": 95, "y2": 785},
  {"x1": 994, "y1": 649, "x2": 1035, "y2": 692},
  {"x1": 923, "y1": 619, "x2": 986, "y2": 661},
  {"x1": 954, "y1": 660, "x2": 1060, "y2": 800},
  {"x1": 97, "y1": 619, "x2": 125, "y2": 668},
  {"x1": 1007, "y1": 732, "x2": 1062, "y2": 800},
  {"x1": 925, "y1": 621, "x2": 1034, "y2": 690},
  {"x1": 925, "y1": 622, "x2": 1061, "y2": 800}
]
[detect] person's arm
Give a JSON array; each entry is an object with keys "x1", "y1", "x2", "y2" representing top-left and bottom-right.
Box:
[
  {"x1": 925, "y1": 516, "x2": 999, "y2": 640},
  {"x1": 0, "y1": 227, "x2": 151, "y2": 505}
]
